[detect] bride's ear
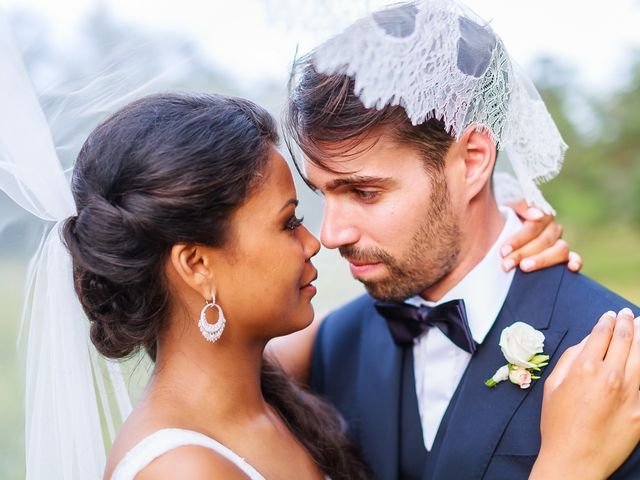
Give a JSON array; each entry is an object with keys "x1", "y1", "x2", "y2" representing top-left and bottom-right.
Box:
[{"x1": 168, "y1": 243, "x2": 216, "y2": 299}]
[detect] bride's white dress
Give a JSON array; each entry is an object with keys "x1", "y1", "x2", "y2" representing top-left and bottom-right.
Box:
[{"x1": 111, "y1": 428, "x2": 265, "y2": 479}]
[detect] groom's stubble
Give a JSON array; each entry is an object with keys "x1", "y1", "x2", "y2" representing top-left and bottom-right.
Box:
[{"x1": 339, "y1": 168, "x2": 461, "y2": 302}]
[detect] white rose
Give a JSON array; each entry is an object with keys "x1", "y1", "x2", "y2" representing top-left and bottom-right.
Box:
[
  {"x1": 492, "y1": 365, "x2": 510, "y2": 383},
  {"x1": 499, "y1": 322, "x2": 545, "y2": 368}
]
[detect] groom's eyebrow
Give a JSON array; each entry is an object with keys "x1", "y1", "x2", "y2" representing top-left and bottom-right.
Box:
[
  {"x1": 279, "y1": 198, "x2": 299, "y2": 212},
  {"x1": 324, "y1": 175, "x2": 393, "y2": 192}
]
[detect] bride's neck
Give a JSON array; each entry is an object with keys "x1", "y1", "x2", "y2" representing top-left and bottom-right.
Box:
[{"x1": 148, "y1": 333, "x2": 268, "y2": 418}]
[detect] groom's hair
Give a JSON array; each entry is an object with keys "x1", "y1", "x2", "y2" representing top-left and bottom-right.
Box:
[{"x1": 284, "y1": 59, "x2": 454, "y2": 180}]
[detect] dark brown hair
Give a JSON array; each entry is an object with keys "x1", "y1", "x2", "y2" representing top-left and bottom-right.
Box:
[
  {"x1": 62, "y1": 92, "x2": 371, "y2": 479},
  {"x1": 64, "y1": 93, "x2": 276, "y2": 361},
  {"x1": 284, "y1": 59, "x2": 454, "y2": 179}
]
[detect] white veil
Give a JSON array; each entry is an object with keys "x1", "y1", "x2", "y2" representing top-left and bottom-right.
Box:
[
  {"x1": 0, "y1": 16, "x2": 132, "y2": 480},
  {"x1": 288, "y1": 0, "x2": 566, "y2": 213}
]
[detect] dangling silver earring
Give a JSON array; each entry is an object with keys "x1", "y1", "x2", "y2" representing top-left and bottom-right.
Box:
[{"x1": 198, "y1": 291, "x2": 226, "y2": 342}]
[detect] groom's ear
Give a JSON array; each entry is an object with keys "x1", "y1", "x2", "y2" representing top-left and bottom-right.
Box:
[
  {"x1": 458, "y1": 126, "x2": 496, "y2": 202},
  {"x1": 168, "y1": 243, "x2": 215, "y2": 300}
]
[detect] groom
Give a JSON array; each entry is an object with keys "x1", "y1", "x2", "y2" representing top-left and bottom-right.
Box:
[{"x1": 285, "y1": 1, "x2": 639, "y2": 479}]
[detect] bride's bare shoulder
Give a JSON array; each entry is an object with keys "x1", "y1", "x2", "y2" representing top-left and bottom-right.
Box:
[
  {"x1": 104, "y1": 415, "x2": 249, "y2": 480},
  {"x1": 133, "y1": 445, "x2": 250, "y2": 480},
  {"x1": 103, "y1": 408, "x2": 157, "y2": 479}
]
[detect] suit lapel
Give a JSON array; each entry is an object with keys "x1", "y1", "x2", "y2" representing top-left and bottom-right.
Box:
[
  {"x1": 427, "y1": 268, "x2": 568, "y2": 480},
  {"x1": 357, "y1": 303, "x2": 403, "y2": 480}
]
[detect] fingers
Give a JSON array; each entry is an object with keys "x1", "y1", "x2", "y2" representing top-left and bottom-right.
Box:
[
  {"x1": 501, "y1": 208, "x2": 553, "y2": 261},
  {"x1": 510, "y1": 200, "x2": 546, "y2": 222},
  {"x1": 625, "y1": 316, "x2": 640, "y2": 388},
  {"x1": 545, "y1": 339, "x2": 586, "y2": 391},
  {"x1": 519, "y1": 240, "x2": 571, "y2": 273},
  {"x1": 551, "y1": 309, "x2": 638, "y2": 393},
  {"x1": 568, "y1": 251, "x2": 583, "y2": 272},
  {"x1": 603, "y1": 309, "x2": 635, "y2": 374},
  {"x1": 501, "y1": 222, "x2": 564, "y2": 272},
  {"x1": 580, "y1": 311, "x2": 617, "y2": 364}
]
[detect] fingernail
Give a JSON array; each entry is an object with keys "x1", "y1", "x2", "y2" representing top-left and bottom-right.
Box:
[
  {"x1": 599, "y1": 311, "x2": 616, "y2": 325},
  {"x1": 568, "y1": 262, "x2": 579, "y2": 271},
  {"x1": 526, "y1": 208, "x2": 545, "y2": 220},
  {"x1": 501, "y1": 245, "x2": 513, "y2": 257},
  {"x1": 620, "y1": 307, "x2": 634, "y2": 317},
  {"x1": 502, "y1": 258, "x2": 516, "y2": 271},
  {"x1": 521, "y1": 259, "x2": 535, "y2": 271}
]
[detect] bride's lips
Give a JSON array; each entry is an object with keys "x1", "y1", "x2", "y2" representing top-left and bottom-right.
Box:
[
  {"x1": 347, "y1": 258, "x2": 383, "y2": 277},
  {"x1": 300, "y1": 269, "x2": 318, "y2": 295}
]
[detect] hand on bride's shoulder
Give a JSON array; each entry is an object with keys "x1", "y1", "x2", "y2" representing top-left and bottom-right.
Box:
[{"x1": 134, "y1": 445, "x2": 250, "y2": 480}]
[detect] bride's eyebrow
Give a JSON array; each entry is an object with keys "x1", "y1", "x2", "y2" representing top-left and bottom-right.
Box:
[{"x1": 279, "y1": 198, "x2": 299, "y2": 212}]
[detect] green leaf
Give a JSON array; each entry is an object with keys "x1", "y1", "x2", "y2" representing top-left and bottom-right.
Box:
[{"x1": 529, "y1": 354, "x2": 550, "y2": 365}]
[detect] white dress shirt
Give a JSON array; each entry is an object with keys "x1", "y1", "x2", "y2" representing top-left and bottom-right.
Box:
[{"x1": 406, "y1": 206, "x2": 522, "y2": 450}]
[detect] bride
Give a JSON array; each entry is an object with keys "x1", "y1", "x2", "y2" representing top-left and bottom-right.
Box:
[{"x1": 66, "y1": 92, "x2": 365, "y2": 479}]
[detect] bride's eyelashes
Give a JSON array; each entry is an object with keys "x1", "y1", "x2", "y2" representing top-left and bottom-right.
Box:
[{"x1": 285, "y1": 214, "x2": 304, "y2": 231}]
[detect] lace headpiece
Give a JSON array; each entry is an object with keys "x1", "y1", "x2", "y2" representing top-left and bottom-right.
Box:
[{"x1": 311, "y1": 0, "x2": 567, "y2": 213}]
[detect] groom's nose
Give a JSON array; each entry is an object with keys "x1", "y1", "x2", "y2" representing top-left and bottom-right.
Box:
[{"x1": 320, "y1": 199, "x2": 360, "y2": 249}]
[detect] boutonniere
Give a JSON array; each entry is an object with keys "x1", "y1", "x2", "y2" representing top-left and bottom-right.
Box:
[{"x1": 485, "y1": 322, "x2": 549, "y2": 389}]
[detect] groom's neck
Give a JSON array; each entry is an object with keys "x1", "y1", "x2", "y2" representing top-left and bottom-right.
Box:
[{"x1": 421, "y1": 193, "x2": 504, "y2": 302}]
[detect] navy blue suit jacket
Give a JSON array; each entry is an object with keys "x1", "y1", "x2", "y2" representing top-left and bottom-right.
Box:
[{"x1": 310, "y1": 266, "x2": 640, "y2": 479}]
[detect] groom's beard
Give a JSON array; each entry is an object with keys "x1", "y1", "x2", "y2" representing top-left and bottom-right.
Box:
[{"x1": 340, "y1": 173, "x2": 461, "y2": 302}]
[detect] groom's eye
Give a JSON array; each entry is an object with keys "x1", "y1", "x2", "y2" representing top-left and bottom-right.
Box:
[{"x1": 352, "y1": 189, "x2": 380, "y2": 201}]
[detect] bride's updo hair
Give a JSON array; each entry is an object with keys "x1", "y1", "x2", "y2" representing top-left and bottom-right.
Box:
[{"x1": 63, "y1": 93, "x2": 277, "y2": 360}]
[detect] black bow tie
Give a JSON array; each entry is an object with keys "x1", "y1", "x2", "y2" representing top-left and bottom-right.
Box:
[{"x1": 374, "y1": 299, "x2": 477, "y2": 354}]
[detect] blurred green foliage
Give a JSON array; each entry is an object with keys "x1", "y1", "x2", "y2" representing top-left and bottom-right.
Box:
[
  {"x1": 533, "y1": 57, "x2": 640, "y2": 303},
  {"x1": 0, "y1": 262, "x2": 25, "y2": 480}
]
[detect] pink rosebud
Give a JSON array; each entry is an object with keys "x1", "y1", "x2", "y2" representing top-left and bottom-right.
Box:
[{"x1": 508, "y1": 366, "x2": 532, "y2": 389}]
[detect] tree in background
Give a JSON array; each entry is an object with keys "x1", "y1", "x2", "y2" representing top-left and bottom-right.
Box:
[{"x1": 533, "y1": 57, "x2": 640, "y2": 300}]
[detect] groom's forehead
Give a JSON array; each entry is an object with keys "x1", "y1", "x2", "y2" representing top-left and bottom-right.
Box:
[
  {"x1": 303, "y1": 130, "x2": 421, "y2": 165},
  {"x1": 302, "y1": 142, "x2": 428, "y2": 192}
]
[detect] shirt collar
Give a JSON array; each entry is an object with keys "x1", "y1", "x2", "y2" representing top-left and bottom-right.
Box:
[{"x1": 406, "y1": 206, "x2": 522, "y2": 345}]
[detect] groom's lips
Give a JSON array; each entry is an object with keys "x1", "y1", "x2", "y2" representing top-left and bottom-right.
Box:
[{"x1": 347, "y1": 258, "x2": 383, "y2": 277}]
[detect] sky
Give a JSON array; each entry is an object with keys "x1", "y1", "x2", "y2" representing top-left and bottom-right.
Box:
[{"x1": 2, "y1": 0, "x2": 640, "y2": 92}]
